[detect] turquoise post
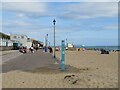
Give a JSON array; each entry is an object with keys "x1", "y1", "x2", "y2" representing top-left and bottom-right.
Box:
[{"x1": 61, "y1": 40, "x2": 65, "y2": 70}]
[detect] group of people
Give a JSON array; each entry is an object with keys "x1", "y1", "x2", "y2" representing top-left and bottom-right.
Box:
[
  {"x1": 29, "y1": 46, "x2": 39, "y2": 53},
  {"x1": 100, "y1": 49, "x2": 109, "y2": 54},
  {"x1": 19, "y1": 46, "x2": 27, "y2": 54},
  {"x1": 19, "y1": 45, "x2": 53, "y2": 54},
  {"x1": 19, "y1": 46, "x2": 39, "y2": 54}
]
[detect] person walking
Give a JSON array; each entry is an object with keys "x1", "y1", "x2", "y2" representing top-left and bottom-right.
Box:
[
  {"x1": 35, "y1": 46, "x2": 38, "y2": 51},
  {"x1": 30, "y1": 46, "x2": 34, "y2": 53},
  {"x1": 23, "y1": 47, "x2": 27, "y2": 54},
  {"x1": 49, "y1": 47, "x2": 53, "y2": 53}
]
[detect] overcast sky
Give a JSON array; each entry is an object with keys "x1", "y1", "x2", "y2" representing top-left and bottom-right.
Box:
[{"x1": 1, "y1": 1, "x2": 118, "y2": 46}]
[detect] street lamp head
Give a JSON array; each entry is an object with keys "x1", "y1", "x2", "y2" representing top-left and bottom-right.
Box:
[{"x1": 53, "y1": 19, "x2": 56, "y2": 25}]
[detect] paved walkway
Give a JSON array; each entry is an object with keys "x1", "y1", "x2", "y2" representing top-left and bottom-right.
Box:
[
  {"x1": 0, "y1": 50, "x2": 18, "y2": 56},
  {"x1": 2, "y1": 50, "x2": 61, "y2": 73},
  {"x1": 1, "y1": 51, "x2": 22, "y2": 64}
]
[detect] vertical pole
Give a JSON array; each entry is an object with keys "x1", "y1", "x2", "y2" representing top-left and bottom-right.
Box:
[
  {"x1": 54, "y1": 23, "x2": 56, "y2": 58},
  {"x1": 66, "y1": 38, "x2": 67, "y2": 47},
  {"x1": 46, "y1": 34, "x2": 48, "y2": 47},
  {"x1": 46, "y1": 34, "x2": 48, "y2": 52},
  {"x1": 45, "y1": 37, "x2": 47, "y2": 47},
  {"x1": 49, "y1": 41, "x2": 50, "y2": 47},
  {"x1": 61, "y1": 40, "x2": 65, "y2": 70},
  {"x1": 45, "y1": 34, "x2": 48, "y2": 52},
  {"x1": 45, "y1": 37, "x2": 47, "y2": 52}
]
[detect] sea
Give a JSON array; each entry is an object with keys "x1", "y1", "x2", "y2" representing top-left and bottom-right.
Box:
[{"x1": 75, "y1": 46, "x2": 120, "y2": 50}]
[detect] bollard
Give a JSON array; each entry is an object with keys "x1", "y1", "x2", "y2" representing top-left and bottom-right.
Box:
[
  {"x1": 61, "y1": 40, "x2": 65, "y2": 70},
  {"x1": 45, "y1": 47, "x2": 48, "y2": 52}
]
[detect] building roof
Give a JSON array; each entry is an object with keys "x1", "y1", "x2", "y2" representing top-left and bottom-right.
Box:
[{"x1": 27, "y1": 38, "x2": 43, "y2": 44}]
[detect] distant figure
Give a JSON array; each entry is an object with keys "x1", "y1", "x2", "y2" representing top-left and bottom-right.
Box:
[
  {"x1": 29, "y1": 47, "x2": 31, "y2": 52},
  {"x1": 101, "y1": 49, "x2": 109, "y2": 54},
  {"x1": 23, "y1": 47, "x2": 27, "y2": 54},
  {"x1": 19, "y1": 47, "x2": 23, "y2": 53},
  {"x1": 35, "y1": 46, "x2": 38, "y2": 51},
  {"x1": 30, "y1": 46, "x2": 34, "y2": 53},
  {"x1": 49, "y1": 47, "x2": 53, "y2": 53}
]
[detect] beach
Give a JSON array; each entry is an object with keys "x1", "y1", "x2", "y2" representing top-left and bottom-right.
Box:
[{"x1": 2, "y1": 50, "x2": 118, "y2": 88}]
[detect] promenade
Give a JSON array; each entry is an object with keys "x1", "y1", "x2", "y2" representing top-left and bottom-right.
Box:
[{"x1": 2, "y1": 49, "x2": 61, "y2": 73}]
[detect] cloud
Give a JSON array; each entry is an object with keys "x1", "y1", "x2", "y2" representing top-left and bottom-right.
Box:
[
  {"x1": 84, "y1": 24, "x2": 118, "y2": 31},
  {"x1": 17, "y1": 13, "x2": 25, "y2": 17},
  {"x1": 59, "y1": 2, "x2": 118, "y2": 19},
  {"x1": 103, "y1": 25, "x2": 118, "y2": 29},
  {"x1": 2, "y1": 2, "x2": 118, "y2": 19},
  {"x1": 1, "y1": 0, "x2": 119, "y2": 2},
  {"x1": 3, "y1": 21, "x2": 32, "y2": 27},
  {"x1": 1, "y1": 0, "x2": 39, "y2": 2},
  {"x1": 2, "y1": 2, "x2": 48, "y2": 13}
]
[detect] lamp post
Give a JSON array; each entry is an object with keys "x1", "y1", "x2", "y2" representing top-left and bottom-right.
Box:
[
  {"x1": 48, "y1": 41, "x2": 50, "y2": 47},
  {"x1": 46, "y1": 34, "x2": 48, "y2": 48},
  {"x1": 66, "y1": 38, "x2": 67, "y2": 47},
  {"x1": 45, "y1": 34, "x2": 48, "y2": 52},
  {"x1": 53, "y1": 19, "x2": 56, "y2": 58}
]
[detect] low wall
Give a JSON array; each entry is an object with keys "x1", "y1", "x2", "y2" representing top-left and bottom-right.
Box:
[{"x1": 0, "y1": 46, "x2": 13, "y2": 51}]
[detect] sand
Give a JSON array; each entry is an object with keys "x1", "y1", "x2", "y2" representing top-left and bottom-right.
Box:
[{"x1": 2, "y1": 50, "x2": 118, "y2": 88}]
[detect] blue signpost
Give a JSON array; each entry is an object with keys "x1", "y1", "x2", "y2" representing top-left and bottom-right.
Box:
[{"x1": 61, "y1": 40, "x2": 65, "y2": 70}]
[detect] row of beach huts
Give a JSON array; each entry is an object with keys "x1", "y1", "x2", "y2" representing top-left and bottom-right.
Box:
[{"x1": 0, "y1": 33, "x2": 44, "y2": 51}]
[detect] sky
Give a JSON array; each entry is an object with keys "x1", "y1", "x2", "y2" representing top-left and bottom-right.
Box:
[{"x1": 1, "y1": 1, "x2": 118, "y2": 46}]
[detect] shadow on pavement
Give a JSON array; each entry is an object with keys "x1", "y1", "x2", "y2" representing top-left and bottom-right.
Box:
[
  {"x1": 2, "y1": 49, "x2": 89, "y2": 73},
  {"x1": 2, "y1": 50, "x2": 61, "y2": 73}
]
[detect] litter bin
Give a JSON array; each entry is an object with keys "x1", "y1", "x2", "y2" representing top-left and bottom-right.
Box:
[{"x1": 45, "y1": 47, "x2": 48, "y2": 52}]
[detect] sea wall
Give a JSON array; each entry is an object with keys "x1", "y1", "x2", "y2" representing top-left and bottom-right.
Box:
[{"x1": 0, "y1": 46, "x2": 13, "y2": 51}]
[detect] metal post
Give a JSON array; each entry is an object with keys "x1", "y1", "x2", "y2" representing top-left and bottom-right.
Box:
[
  {"x1": 66, "y1": 38, "x2": 67, "y2": 47},
  {"x1": 54, "y1": 24, "x2": 56, "y2": 58},
  {"x1": 61, "y1": 40, "x2": 65, "y2": 70},
  {"x1": 46, "y1": 34, "x2": 48, "y2": 49},
  {"x1": 45, "y1": 34, "x2": 48, "y2": 52},
  {"x1": 49, "y1": 41, "x2": 50, "y2": 47},
  {"x1": 53, "y1": 19, "x2": 56, "y2": 58}
]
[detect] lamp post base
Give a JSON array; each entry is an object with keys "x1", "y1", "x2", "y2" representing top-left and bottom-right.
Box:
[{"x1": 59, "y1": 68, "x2": 69, "y2": 71}]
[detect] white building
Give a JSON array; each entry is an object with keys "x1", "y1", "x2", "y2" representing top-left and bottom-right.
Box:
[
  {"x1": 67, "y1": 43, "x2": 74, "y2": 48},
  {"x1": 10, "y1": 33, "x2": 27, "y2": 47},
  {"x1": 26, "y1": 38, "x2": 33, "y2": 49}
]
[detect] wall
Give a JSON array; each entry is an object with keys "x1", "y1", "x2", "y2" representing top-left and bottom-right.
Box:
[
  {"x1": 26, "y1": 42, "x2": 32, "y2": 49},
  {"x1": 0, "y1": 46, "x2": 13, "y2": 51}
]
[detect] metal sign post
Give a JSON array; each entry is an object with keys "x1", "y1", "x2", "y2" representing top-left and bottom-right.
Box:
[{"x1": 61, "y1": 40, "x2": 65, "y2": 70}]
